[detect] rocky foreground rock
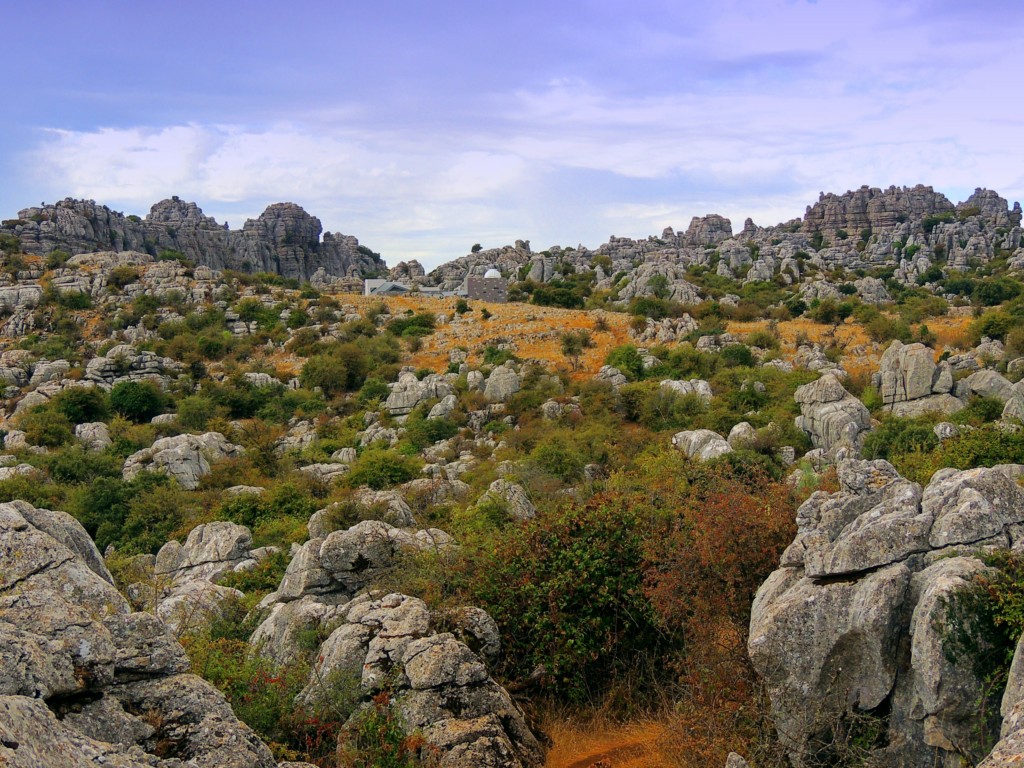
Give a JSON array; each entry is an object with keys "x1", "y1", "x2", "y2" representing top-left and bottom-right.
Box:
[
  {"x1": 0, "y1": 500, "x2": 276, "y2": 767},
  {"x1": 750, "y1": 459, "x2": 1024, "y2": 767}
]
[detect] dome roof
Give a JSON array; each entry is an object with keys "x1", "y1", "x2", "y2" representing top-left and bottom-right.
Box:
[{"x1": 483, "y1": 268, "x2": 501, "y2": 279}]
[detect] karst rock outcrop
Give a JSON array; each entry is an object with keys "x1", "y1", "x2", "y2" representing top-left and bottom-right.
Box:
[
  {"x1": 0, "y1": 197, "x2": 384, "y2": 281},
  {"x1": 0, "y1": 499, "x2": 276, "y2": 767},
  {"x1": 750, "y1": 459, "x2": 1024, "y2": 767}
]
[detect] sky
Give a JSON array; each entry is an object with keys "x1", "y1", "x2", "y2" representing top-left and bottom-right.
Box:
[{"x1": 2, "y1": 0, "x2": 1023, "y2": 270}]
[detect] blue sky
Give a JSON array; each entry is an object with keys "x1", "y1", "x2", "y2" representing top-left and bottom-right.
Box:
[{"x1": 3, "y1": 0, "x2": 1023, "y2": 269}]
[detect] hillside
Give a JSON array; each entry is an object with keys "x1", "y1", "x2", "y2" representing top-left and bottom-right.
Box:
[{"x1": 3, "y1": 186, "x2": 1024, "y2": 768}]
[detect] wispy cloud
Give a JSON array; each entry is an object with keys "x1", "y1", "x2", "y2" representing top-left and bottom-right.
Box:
[{"x1": 13, "y1": 0, "x2": 1024, "y2": 269}]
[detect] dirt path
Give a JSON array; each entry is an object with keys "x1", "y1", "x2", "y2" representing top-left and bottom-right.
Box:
[{"x1": 545, "y1": 722, "x2": 673, "y2": 768}]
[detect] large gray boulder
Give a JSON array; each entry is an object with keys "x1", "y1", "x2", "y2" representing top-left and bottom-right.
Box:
[
  {"x1": 484, "y1": 364, "x2": 521, "y2": 402},
  {"x1": 794, "y1": 373, "x2": 871, "y2": 453},
  {"x1": 154, "y1": 520, "x2": 257, "y2": 585},
  {"x1": 385, "y1": 371, "x2": 455, "y2": 416},
  {"x1": 751, "y1": 460, "x2": 1024, "y2": 767},
  {"x1": 879, "y1": 341, "x2": 963, "y2": 416},
  {"x1": 671, "y1": 429, "x2": 733, "y2": 461},
  {"x1": 122, "y1": 432, "x2": 244, "y2": 490},
  {"x1": 0, "y1": 500, "x2": 275, "y2": 767},
  {"x1": 301, "y1": 593, "x2": 543, "y2": 768},
  {"x1": 477, "y1": 479, "x2": 536, "y2": 521}
]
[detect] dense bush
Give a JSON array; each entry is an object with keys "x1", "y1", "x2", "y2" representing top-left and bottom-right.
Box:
[
  {"x1": 110, "y1": 380, "x2": 165, "y2": 422},
  {"x1": 18, "y1": 406, "x2": 74, "y2": 447},
  {"x1": 605, "y1": 344, "x2": 645, "y2": 380},
  {"x1": 346, "y1": 448, "x2": 421, "y2": 490},
  {"x1": 465, "y1": 494, "x2": 665, "y2": 701},
  {"x1": 51, "y1": 387, "x2": 110, "y2": 424}
]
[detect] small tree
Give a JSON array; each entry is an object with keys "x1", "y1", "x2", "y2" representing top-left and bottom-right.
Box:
[
  {"x1": 471, "y1": 243, "x2": 483, "y2": 253},
  {"x1": 560, "y1": 329, "x2": 594, "y2": 371}
]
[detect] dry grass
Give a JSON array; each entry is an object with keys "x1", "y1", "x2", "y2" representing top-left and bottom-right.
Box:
[{"x1": 328, "y1": 294, "x2": 633, "y2": 378}]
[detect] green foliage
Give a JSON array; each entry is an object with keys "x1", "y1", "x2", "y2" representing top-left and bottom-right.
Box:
[
  {"x1": 482, "y1": 345, "x2": 516, "y2": 366},
  {"x1": 69, "y1": 472, "x2": 186, "y2": 554},
  {"x1": 346, "y1": 448, "x2": 422, "y2": 490},
  {"x1": 18, "y1": 405, "x2": 74, "y2": 447},
  {"x1": 110, "y1": 380, "x2": 165, "y2": 422},
  {"x1": 40, "y1": 445, "x2": 121, "y2": 484},
  {"x1": 386, "y1": 313, "x2": 435, "y2": 337},
  {"x1": 465, "y1": 496, "x2": 664, "y2": 702},
  {"x1": 301, "y1": 353, "x2": 349, "y2": 397},
  {"x1": 50, "y1": 387, "x2": 110, "y2": 424},
  {"x1": 720, "y1": 344, "x2": 754, "y2": 368},
  {"x1": 940, "y1": 551, "x2": 1024, "y2": 760},
  {"x1": 528, "y1": 434, "x2": 587, "y2": 482},
  {"x1": 605, "y1": 344, "x2": 644, "y2": 380},
  {"x1": 559, "y1": 329, "x2": 594, "y2": 370},
  {"x1": 861, "y1": 415, "x2": 938, "y2": 461},
  {"x1": 403, "y1": 410, "x2": 460, "y2": 452},
  {"x1": 338, "y1": 694, "x2": 433, "y2": 768},
  {"x1": 56, "y1": 290, "x2": 92, "y2": 309},
  {"x1": 176, "y1": 394, "x2": 221, "y2": 431}
]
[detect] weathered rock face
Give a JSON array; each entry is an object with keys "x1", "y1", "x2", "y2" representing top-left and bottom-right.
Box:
[
  {"x1": 248, "y1": 520, "x2": 543, "y2": 768},
  {"x1": 671, "y1": 429, "x2": 733, "y2": 461},
  {"x1": 750, "y1": 460, "x2": 1024, "y2": 767},
  {"x1": 154, "y1": 521, "x2": 257, "y2": 585},
  {"x1": 803, "y1": 185, "x2": 955, "y2": 238},
  {"x1": 0, "y1": 500, "x2": 275, "y2": 767},
  {"x1": 794, "y1": 373, "x2": 872, "y2": 453},
  {"x1": 877, "y1": 341, "x2": 963, "y2": 417},
  {"x1": 300, "y1": 593, "x2": 544, "y2": 768},
  {"x1": 385, "y1": 371, "x2": 455, "y2": 416},
  {"x1": 122, "y1": 432, "x2": 244, "y2": 490},
  {"x1": 1, "y1": 197, "x2": 385, "y2": 281}
]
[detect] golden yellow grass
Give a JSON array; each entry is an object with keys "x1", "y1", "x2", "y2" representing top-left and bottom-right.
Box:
[{"x1": 331, "y1": 294, "x2": 634, "y2": 378}]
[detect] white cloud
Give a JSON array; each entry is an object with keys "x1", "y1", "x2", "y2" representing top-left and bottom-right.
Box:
[{"x1": 22, "y1": 2, "x2": 1024, "y2": 270}]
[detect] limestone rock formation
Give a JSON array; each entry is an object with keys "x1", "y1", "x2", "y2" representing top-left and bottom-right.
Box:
[
  {"x1": 877, "y1": 341, "x2": 963, "y2": 417},
  {"x1": 794, "y1": 373, "x2": 871, "y2": 453},
  {"x1": 301, "y1": 593, "x2": 544, "y2": 768},
  {"x1": 803, "y1": 185, "x2": 954, "y2": 238},
  {"x1": 154, "y1": 521, "x2": 257, "y2": 585},
  {"x1": 122, "y1": 432, "x2": 244, "y2": 490},
  {"x1": 671, "y1": 429, "x2": 733, "y2": 461},
  {"x1": 0, "y1": 197, "x2": 384, "y2": 281},
  {"x1": 750, "y1": 459, "x2": 1024, "y2": 767},
  {"x1": 0, "y1": 500, "x2": 275, "y2": 767}
]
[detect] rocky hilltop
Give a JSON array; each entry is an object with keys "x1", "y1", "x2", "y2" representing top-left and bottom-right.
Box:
[
  {"x1": 0, "y1": 197, "x2": 385, "y2": 282},
  {"x1": 427, "y1": 185, "x2": 1024, "y2": 306}
]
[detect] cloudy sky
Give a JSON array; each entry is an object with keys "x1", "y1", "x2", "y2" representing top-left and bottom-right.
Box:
[{"x1": 3, "y1": 0, "x2": 1022, "y2": 269}]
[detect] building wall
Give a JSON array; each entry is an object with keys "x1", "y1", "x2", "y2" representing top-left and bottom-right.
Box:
[{"x1": 465, "y1": 277, "x2": 508, "y2": 303}]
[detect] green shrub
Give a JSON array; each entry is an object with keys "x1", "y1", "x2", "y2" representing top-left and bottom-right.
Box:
[
  {"x1": 386, "y1": 313, "x2": 435, "y2": 337},
  {"x1": 403, "y1": 411, "x2": 459, "y2": 452},
  {"x1": 110, "y1": 380, "x2": 165, "y2": 423},
  {"x1": 605, "y1": 344, "x2": 644, "y2": 381},
  {"x1": 861, "y1": 416, "x2": 938, "y2": 461},
  {"x1": 346, "y1": 449, "x2": 421, "y2": 490},
  {"x1": 528, "y1": 434, "x2": 587, "y2": 482},
  {"x1": 18, "y1": 406, "x2": 74, "y2": 447},
  {"x1": 57, "y1": 291, "x2": 92, "y2": 309},
  {"x1": 176, "y1": 395, "x2": 220, "y2": 431},
  {"x1": 41, "y1": 445, "x2": 121, "y2": 484},
  {"x1": 301, "y1": 354, "x2": 349, "y2": 398},
  {"x1": 337, "y1": 694, "x2": 433, "y2": 767},
  {"x1": 464, "y1": 495, "x2": 664, "y2": 702},
  {"x1": 51, "y1": 387, "x2": 110, "y2": 424},
  {"x1": 720, "y1": 344, "x2": 754, "y2": 368}
]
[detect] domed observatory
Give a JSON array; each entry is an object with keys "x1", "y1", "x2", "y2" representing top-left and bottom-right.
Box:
[{"x1": 463, "y1": 267, "x2": 508, "y2": 303}]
